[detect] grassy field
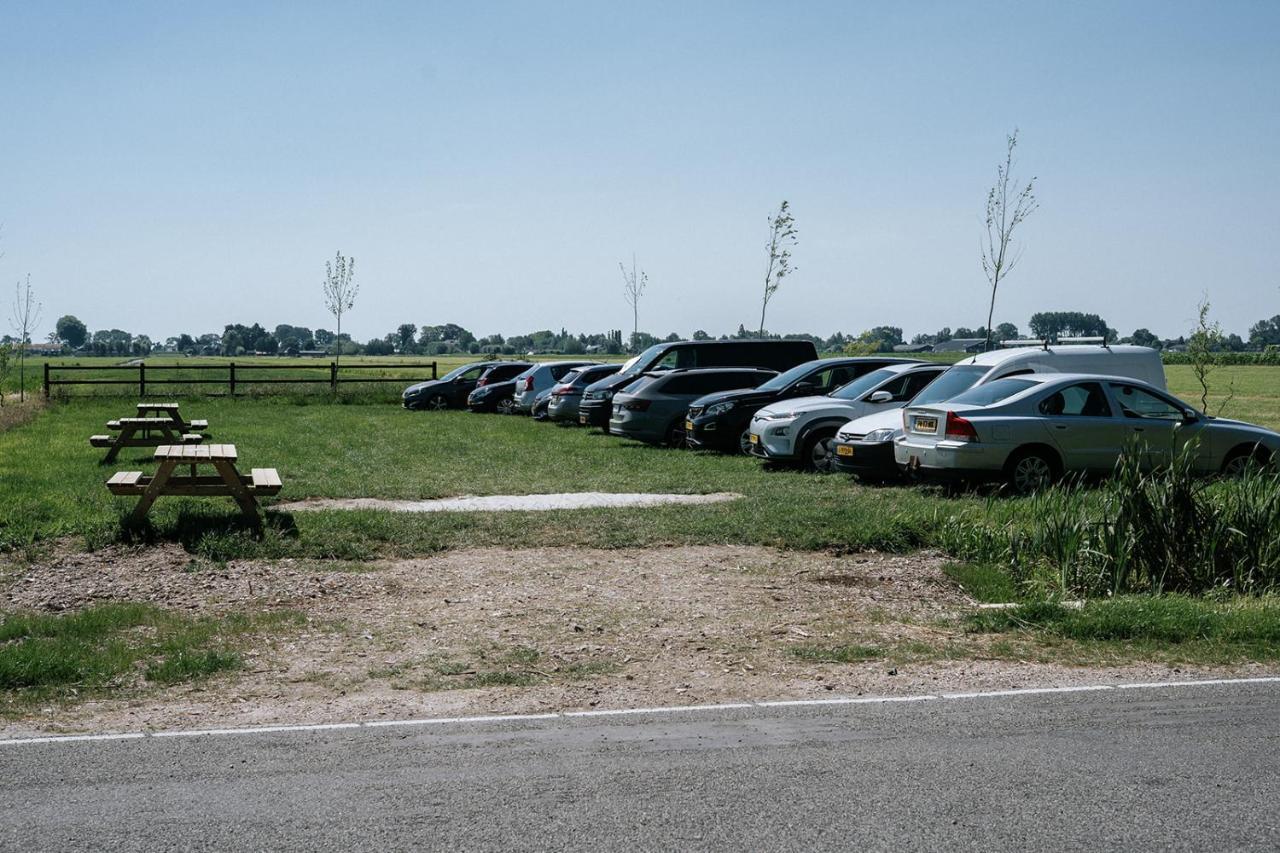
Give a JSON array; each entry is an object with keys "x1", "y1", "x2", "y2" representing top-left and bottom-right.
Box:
[{"x1": 0, "y1": 365, "x2": 1274, "y2": 563}]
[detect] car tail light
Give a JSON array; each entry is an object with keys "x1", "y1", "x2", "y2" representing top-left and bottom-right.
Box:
[
  {"x1": 523, "y1": 376, "x2": 534, "y2": 391},
  {"x1": 622, "y1": 399, "x2": 651, "y2": 412},
  {"x1": 944, "y1": 411, "x2": 978, "y2": 442}
]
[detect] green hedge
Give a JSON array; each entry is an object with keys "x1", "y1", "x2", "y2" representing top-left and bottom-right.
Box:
[{"x1": 1161, "y1": 350, "x2": 1280, "y2": 366}]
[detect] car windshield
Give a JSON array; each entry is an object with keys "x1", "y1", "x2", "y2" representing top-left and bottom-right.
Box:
[
  {"x1": 908, "y1": 365, "x2": 990, "y2": 406},
  {"x1": 623, "y1": 345, "x2": 668, "y2": 375},
  {"x1": 946, "y1": 378, "x2": 1038, "y2": 407},
  {"x1": 829, "y1": 367, "x2": 900, "y2": 400},
  {"x1": 440, "y1": 363, "x2": 483, "y2": 382},
  {"x1": 755, "y1": 361, "x2": 825, "y2": 392}
]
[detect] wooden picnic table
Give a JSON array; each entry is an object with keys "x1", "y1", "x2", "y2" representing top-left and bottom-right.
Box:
[
  {"x1": 134, "y1": 402, "x2": 208, "y2": 432},
  {"x1": 90, "y1": 418, "x2": 204, "y2": 463},
  {"x1": 106, "y1": 444, "x2": 282, "y2": 525}
]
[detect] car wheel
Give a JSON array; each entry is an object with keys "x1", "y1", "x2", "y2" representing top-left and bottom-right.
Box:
[
  {"x1": 665, "y1": 420, "x2": 686, "y2": 448},
  {"x1": 495, "y1": 396, "x2": 517, "y2": 415},
  {"x1": 1221, "y1": 446, "x2": 1272, "y2": 478},
  {"x1": 802, "y1": 429, "x2": 837, "y2": 473},
  {"x1": 425, "y1": 394, "x2": 449, "y2": 411},
  {"x1": 1006, "y1": 448, "x2": 1059, "y2": 495},
  {"x1": 738, "y1": 429, "x2": 754, "y2": 455}
]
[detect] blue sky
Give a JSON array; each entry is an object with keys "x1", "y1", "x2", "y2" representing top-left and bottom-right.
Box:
[{"x1": 1, "y1": 1, "x2": 1277, "y2": 343}]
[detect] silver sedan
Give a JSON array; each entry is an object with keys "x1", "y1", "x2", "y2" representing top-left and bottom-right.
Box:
[{"x1": 894, "y1": 373, "x2": 1280, "y2": 493}]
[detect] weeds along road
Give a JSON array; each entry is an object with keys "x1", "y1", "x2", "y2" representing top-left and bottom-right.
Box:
[{"x1": 2, "y1": 682, "x2": 1278, "y2": 851}]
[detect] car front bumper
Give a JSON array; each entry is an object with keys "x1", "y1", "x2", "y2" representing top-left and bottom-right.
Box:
[
  {"x1": 746, "y1": 419, "x2": 799, "y2": 461},
  {"x1": 684, "y1": 416, "x2": 739, "y2": 451},
  {"x1": 830, "y1": 438, "x2": 898, "y2": 478},
  {"x1": 578, "y1": 397, "x2": 613, "y2": 427}
]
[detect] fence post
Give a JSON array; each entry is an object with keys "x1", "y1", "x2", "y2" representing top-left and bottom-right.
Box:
[
  {"x1": 229, "y1": 362, "x2": 236, "y2": 396},
  {"x1": 330, "y1": 361, "x2": 338, "y2": 392},
  {"x1": 139, "y1": 363, "x2": 146, "y2": 398},
  {"x1": 432, "y1": 361, "x2": 437, "y2": 380},
  {"x1": 43, "y1": 362, "x2": 50, "y2": 398}
]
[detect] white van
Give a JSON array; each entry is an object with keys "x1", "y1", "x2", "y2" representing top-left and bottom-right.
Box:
[{"x1": 828, "y1": 344, "x2": 1166, "y2": 480}]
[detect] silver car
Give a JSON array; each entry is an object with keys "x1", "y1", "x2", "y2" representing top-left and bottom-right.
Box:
[
  {"x1": 511, "y1": 361, "x2": 598, "y2": 414},
  {"x1": 894, "y1": 373, "x2": 1280, "y2": 493}
]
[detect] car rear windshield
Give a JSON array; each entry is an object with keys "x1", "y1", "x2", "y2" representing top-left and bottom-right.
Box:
[
  {"x1": 829, "y1": 367, "x2": 900, "y2": 400},
  {"x1": 946, "y1": 377, "x2": 1038, "y2": 407},
  {"x1": 908, "y1": 365, "x2": 990, "y2": 406}
]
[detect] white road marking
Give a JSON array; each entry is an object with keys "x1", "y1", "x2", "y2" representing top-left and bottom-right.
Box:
[{"x1": 2, "y1": 676, "x2": 1277, "y2": 748}]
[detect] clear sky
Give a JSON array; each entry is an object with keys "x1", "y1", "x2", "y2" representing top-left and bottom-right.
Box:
[{"x1": 1, "y1": 1, "x2": 1277, "y2": 344}]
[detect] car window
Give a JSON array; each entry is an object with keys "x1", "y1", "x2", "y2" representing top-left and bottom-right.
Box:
[
  {"x1": 909, "y1": 365, "x2": 990, "y2": 406},
  {"x1": 946, "y1": 378, "x2": 1038, "y2": 407},
  {"x1": 1109, "y1": 383, "x2": 1184, "y2": 420},
  {"x1": 897, "y1": 369, "x2": 944, "y2": 401},
  {"x1": 1038, "y1": 382, "x2": 1112, "y2": 417},
  {"x1": 829, "y1": 367, "x2": 900, "y2": 400},
  {"x1": 550, "y1": 364, "x2": 578, "y2": 380},
  {"x1": 458, "y1": 365, "x2": 487, "y2": 381}
]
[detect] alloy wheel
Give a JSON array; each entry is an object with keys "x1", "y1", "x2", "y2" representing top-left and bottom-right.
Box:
[
  {"x1": 496, "y1": 397, "x2": 516, "y2": 415},
  {"x1": 738, "y1": 430, "x2": 754, "y2": 455},
  {"x1": 1012, "y1": 455, "x2": 1054, "y2": 494},
  {"x1": 426, "y1": 394, "x2": 449, "y2": 411},
  {"x1": 808, "y1": 436, "x2": 835, "y2": 473}
]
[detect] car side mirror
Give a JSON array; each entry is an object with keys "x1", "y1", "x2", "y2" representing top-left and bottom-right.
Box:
[
  {"x1": 1183, "y1": 410, "x2": 1199, "y2": 423},
  {"x1": 868, "y1": 390, "x2": 893, "y2": 404},
  {"x1": 793, "y1": 381, "x2": 818, "y2": 394}
]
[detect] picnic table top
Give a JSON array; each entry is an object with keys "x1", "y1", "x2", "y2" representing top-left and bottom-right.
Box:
[
  {"x1": 155, "y1": 443, "x2": 237, "y2": 461},
  {"x1": 137, "y1": 402, "x2": 181, "y2": 412},
  {"x1": 115, "y1": 417, "x2": 185, "y2": 426}
]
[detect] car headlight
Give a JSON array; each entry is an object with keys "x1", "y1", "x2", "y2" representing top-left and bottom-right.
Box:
[
  {"x1": 598, "y1": 390, "x2": 615, "y2": 400},
  {"x1": 865, "y1": 429, "x2": 896, "y2": 443},
  {"x1": 759, "y1": 411, "x2": 795, "y2": 421},
  {"x1": 704, "y1": 401, "x2": 735, "y2": 417}
]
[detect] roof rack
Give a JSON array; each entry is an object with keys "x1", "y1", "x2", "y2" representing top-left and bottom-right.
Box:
[{"x1": 998, "y1": 337, "x2": 1110, "y2": 350}]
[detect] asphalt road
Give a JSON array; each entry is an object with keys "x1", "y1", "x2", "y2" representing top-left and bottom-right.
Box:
[{"x1": 2, "y1": 682, "x2": 1278, "y2": 851}]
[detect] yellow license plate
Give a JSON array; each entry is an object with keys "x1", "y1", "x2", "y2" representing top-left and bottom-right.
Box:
[
  {"x1": 685, "y1": 420, "x2": 694, "y2": 432},
  {"x1": 749, "y1": 433, "x2": 759, "y2": 444},
  {"x1": 836, "y1": 444, "x2": 854, "y2": 457},
  {"x1": 579, "y1": 414, "x2": 588, "y2": 424},
  {"x1": 914, "y1": 416, "x2": 938, "y2": 433}
]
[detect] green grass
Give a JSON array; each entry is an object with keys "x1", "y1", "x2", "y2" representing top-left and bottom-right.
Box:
[
  {"x1": 943, "y1": 562, "x2": 1022, "y2": 603},
  {"x1": 789, "y1": 643, "x2": 885, "y2": 662},
  {"x1": 965, "y1": 596, "x2": 1280, "y2": 663},
  {"x1": 0, "y1": 604, "x2": 304, "y2": 709}
]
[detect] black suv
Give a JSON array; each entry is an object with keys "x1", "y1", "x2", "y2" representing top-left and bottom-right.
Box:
[
  {"x1": 402, "y1": 361, "x2": 502, "y2": 410},
  {"x1": 578, "y1": 339, "x2": 818, "y2": 432},
  {"x1": 464, "y1": 362, "x2": 533, "y2": 413},
  {"x1": 684, "y1": 357, "x2": 916, "y2": 453}
]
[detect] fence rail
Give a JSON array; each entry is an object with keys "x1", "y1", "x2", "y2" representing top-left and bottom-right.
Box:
[{"x1": 44, "y1": 361, "x2": 438, "y2": 397}]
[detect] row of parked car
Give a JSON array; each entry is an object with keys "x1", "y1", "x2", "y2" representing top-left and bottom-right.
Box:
[{"x1": 402, "y1": 338, "x2": 1280, "y2": 494}]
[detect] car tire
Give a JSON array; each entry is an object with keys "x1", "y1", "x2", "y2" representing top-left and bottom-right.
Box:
[
  {"x1": 1005, "y1": 447, "x2": 1060, "y2": 495},
  {"x1": 1221, "y1": 445, "x2": 1273, "y2": 478},
  {"x1": 801, "y1": 429, "x2": 838, "y2": 473},
  {"x1": 495, "y1": 396, "x2": 517, "y2": 415},
  {"x1": 738, "y1": 429, "x2": 754, "y2": 456},
  {"x1": 665, "y1": 419, "x2": 686, "y2": 448},
  {"x1": 425, "y1": 394, "x2": 449, "y2": 411}
]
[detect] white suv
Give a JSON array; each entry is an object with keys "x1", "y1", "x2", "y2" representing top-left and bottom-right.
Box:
[{"x1": 748, "y1": 362, "x2": 948, "y2": 471}]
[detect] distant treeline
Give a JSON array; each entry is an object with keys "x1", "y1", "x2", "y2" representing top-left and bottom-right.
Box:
[{"x1": 11, "y1": 311, "x2": 1280, "y2": 358}]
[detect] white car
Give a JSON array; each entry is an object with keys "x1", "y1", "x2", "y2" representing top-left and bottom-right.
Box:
[
  {"x1": 894, "y1": 373, "x2": 1280, "y2": 493},
  {"x1": 830, "y1": 343, "x2": 1168, "y2": 481},
  {"x1": 748, "y1": 362, "x2": 947, "y2": 471}
]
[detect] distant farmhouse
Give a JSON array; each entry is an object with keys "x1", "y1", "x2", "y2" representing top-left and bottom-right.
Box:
[{"x1": 929, "y1": 338, "x2": 988, "y2": 354}]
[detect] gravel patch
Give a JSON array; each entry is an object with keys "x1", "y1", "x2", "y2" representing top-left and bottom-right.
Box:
[{"x1": 273, "y1": 492, "x2": 742, "y2": 513}]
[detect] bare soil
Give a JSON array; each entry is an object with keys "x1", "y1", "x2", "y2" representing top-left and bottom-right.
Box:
[
  {"x1": 2, "y1": 544, "x2": 1270, "y2": 738},
  {"x1": 274, "y1": 492, "x2": 741, "y2": 513}
]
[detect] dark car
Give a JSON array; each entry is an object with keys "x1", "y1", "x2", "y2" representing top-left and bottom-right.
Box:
[
  {"x1": 464, "y1": 362, "x2": 533, "y2": 413},
  {"x1": 610, "y1": 367, "x2": 779, "y2": 446},
  {"x1": 578, "y1": 339, "x2": 818, "y2": 432},
  {"x1": 547, "y1": 363, "x2": 624, "y2": 423},
  {"x1": 402, "y1": 361, "x2": 502, "y2": 411},
  {"x1": 684, "y1": 357, "x2": 919, "y2": 454}
]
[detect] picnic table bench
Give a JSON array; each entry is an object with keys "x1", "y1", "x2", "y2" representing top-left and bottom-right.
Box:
[
  {"x1": 90, "y1": 418, "x2": 204, "y2": 463},
  {"x1": 134, "y1": 402, "x2": 208, "y2": 432},
  {"x1": 106, "y1": 444, "x2": 282, "y2": 524}
]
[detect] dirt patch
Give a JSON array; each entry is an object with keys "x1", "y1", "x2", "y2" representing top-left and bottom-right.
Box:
[
  {"x1": 274, "y1": 492, "x2": 742, "y2": 513},
  {"x1": 2, "y1": 544, "x2": 1271, "y2": 737}
]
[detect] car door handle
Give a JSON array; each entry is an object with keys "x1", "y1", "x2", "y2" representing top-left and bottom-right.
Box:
[
  {"x1": 1053, "y1": 425, "x2": 1068, "y2": 430},
  {"x1": 1132, "y1": 427, "x2": 1145, "y2": 432}
]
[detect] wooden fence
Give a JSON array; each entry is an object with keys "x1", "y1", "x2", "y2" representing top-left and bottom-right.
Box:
[{"x1": 43, "y1": 361, "x2": 438, "y2": 397}]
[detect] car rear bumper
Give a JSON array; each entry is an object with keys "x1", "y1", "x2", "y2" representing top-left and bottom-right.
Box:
[{"x1": 894, "y1": 438, "x2": 1004, "y2": 480}]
